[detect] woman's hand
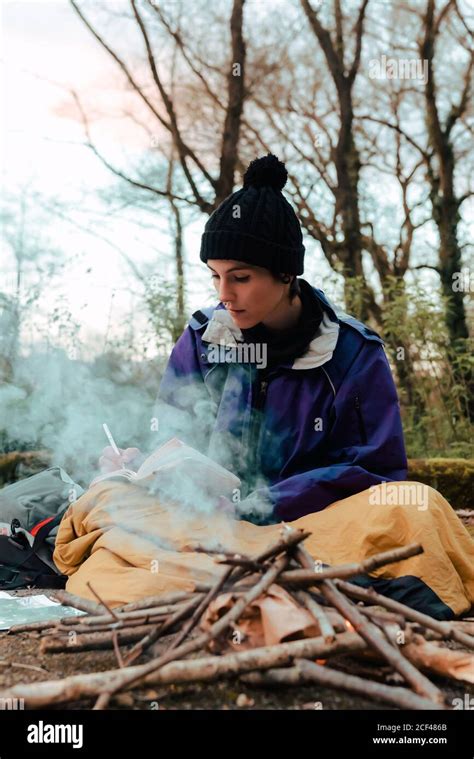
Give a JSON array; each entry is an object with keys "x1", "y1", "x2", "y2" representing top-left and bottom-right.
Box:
[{"x1": 98, "y1": 446, "x2": 144, "y2": 474}]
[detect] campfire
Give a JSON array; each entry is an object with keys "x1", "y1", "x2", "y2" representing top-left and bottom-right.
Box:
[{"x1": 1, "y1": 527, "x2": 473, "y2": 710}]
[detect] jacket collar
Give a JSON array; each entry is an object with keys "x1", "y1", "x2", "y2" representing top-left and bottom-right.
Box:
[{"x1": 200, "y1": 285, "x2": 340, "y2": 371}]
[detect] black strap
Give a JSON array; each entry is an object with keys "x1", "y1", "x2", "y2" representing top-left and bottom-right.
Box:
[
  {"x1": 31, "y1": 508, "x2": 66, "y2": 552},
  {"x1": 191, "y1": 309, "x2": 210, "y2": 326}
]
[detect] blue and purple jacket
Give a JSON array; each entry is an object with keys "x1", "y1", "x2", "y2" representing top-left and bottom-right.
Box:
[{"x1": 154, "y1": 282, "x2": 408, "y2": 523}]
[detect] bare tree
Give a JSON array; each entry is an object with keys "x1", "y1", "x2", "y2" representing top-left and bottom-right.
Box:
[
  {"x1": 352, "y1": 0, "x2": 473, "y2": 418},
  {"x1": 0, "y1": 190, "x2": 66, "y2": 379},
  {"x1": 419, "y1": 0, "x2": 473, "y2": 343},
  {"x1": 296, "y1": 0, "x2": 376, "y2": 318},
  {"x1": 67, "y1": 0, "x2": 473, "y2": 423},
  {"x1": 70, "y1": 0, "x2": 247, "y2": 212},
  {"x1": 67, "y1": 0, "x2": 251, "y2": 338}
]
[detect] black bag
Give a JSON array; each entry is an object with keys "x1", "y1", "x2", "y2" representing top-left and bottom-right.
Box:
[
  {"x1": 0, "y1": 512, "x2": 67, "y2": 590},
  {"x1": 0, "y1": 467, "x2": 84, "y2": 590}
]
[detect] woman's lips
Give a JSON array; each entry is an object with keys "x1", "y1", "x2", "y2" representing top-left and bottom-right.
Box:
[{"x1": 229, "y1": 308, "x2": 245, "y2": 314}]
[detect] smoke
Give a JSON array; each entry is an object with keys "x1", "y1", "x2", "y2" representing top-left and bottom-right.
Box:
[
  {"x1": 0, "y1": 345, "x2": 276, "y2": 535},
  {"x1": 0, "y1": 347, "x2": 156, "y2": 487},
  {"x1": 147, "y1": 368, "x2": 276, "y2": 524}
]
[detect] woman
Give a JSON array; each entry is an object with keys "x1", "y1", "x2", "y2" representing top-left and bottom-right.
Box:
[
  {"x1": 81, "y1": 154, "x2": 473, "y2": 618},
  {"x1": 101, "y1": 154, "x2": 408, "y2": 525}
]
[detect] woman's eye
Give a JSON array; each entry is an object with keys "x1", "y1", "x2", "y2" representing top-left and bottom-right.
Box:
[{"x1": 210, "y1": 274, "x2": 249, "y2": 282}]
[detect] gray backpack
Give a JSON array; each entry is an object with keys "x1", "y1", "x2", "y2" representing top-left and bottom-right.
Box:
[{"x1": 0, "y1": 467, "x2": 84, "y2": 589}]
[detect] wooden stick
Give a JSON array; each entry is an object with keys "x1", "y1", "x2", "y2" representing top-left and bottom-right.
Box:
[
  {"x1": 8, "y1": 603, "x2": 191, "y2": 635},
  {"x1": 217, "y1": 557, "x2": 267, "y2": 572},
  {"x1": 86, "y1": 582, "x2": 119, "y2": 622},
  {"x1": 320, "y1": 579, "x2": 444, "y2": 704},
  {"x1": 116, "y1": 589, "x2": 203, "y2": 613},
  {"x1": 295, "y1": 590, "x2": 336, "y2": 643},
  {"x1": 123, "y1": 594, "x2": 204, "y2": 666},
  {"x1": 193, "y1": 545, "x2": 264, "y2": 572},
  {"x1": 164, "y1": 566, "x2": 235, "y2": 654},
  {"x1": 121, "y1": 530, "x2": 310, "y2": 670},
  {"x1": 57, "y1": 603, "x2": 191, "y2": 627},
  {"x1": 450, "y1": 621, "x2": 474, "y2": 635},
  {"x1": 283, "y1": 592, "x2": 349, "y2": 635},
  {"x1": 248, "y1": 528, "x2": 312, "y2": 564},
  {"x1": 0, "y1": 631, "x2": 369, "y2": 708},
  {"x1": 93, "y1": 553, "x2": 290, "y2": 709},
  {"x1": 8, "y1": 619, "x2": 74, "y2": 635},
  {"x1": 42, "y1": 599, "x2": 205, "y2": 655},
  {"x1": 241, "y1": 659, "x2": 446, "y2": 711},
  {"x1": 358, "y1": 606, "x2": 407, "y2": 629},
  {"x1": 290, "y1": 539, "x2": 444, "y2": 704},
  {"x1": 46, "y1": 615, "x2": 172, "y2": 636},
  {"x1": 111, "y1": 631, "x2": 124, "y2": 668},
  {"x1": 49, "y1": 590, "x2": 106, "y2": 615},
  {"x1": 277, "y1": 543, "x2": 423, "y2": 585},
  {"x1": 403, "y1": 633, "x2": 474, "y2": 684},
  {"x1": 39, "y1": 624, "x2": 169, "y2": 653},
  {"x1": 335, "y1": 579, "x2": 474, "y2": 650},
  {"x1": 0, "y1": 660, "x2": 48, "y2": 674}
]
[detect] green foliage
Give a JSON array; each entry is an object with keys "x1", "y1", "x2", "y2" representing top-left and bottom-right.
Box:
[
  {"x1": 144, "y1": 275, "x2": 187, "y2": 353},
  {"x1": 347, "y1": 275, "x2": 473, "y2": 459}
]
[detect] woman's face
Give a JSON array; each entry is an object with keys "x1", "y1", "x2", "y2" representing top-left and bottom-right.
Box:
[{"x1": 207, "y1": 260, "x2": 290, "y2": 329}]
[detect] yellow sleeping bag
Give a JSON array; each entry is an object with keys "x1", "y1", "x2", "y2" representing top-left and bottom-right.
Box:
[{"x1": 53, "y1": 480, "x2": 474, "y2": 618}]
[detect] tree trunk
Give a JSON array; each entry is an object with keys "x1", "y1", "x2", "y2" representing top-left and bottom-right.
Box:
[{"x1": 420, "y1": 0, "x2": 473, "y2": 420}]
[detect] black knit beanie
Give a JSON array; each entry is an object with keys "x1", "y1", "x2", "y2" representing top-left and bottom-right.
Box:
[{"x1": 199, "y1": 154, "x2": 305, "y2": 275}]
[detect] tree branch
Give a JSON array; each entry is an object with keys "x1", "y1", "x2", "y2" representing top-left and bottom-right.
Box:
[
  {"x1": 214, "y1": 0, "x2": 247, "y2": 202},
  {"x1": 444, "y1": 50, "x2": 474, "y2": 137},
  {"x1": 358, "y1": 115, "x2": 431, "y2": 163},
  {"x1": 70, "y1": 0, "x2": 214, "y2": 213},
  {"x1": 70, "y1": 90, "x2": 196, "y2": 207},
  {"x1": 129, "y1": 0, "x2": 216, "y2": 209},
  {"x1": 348, "y1": 0, "x2": 370, "y2": 84}
]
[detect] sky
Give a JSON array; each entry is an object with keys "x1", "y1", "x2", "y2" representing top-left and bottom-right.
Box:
[
  {"x1": 0, "y1": 0, "x2": 333, "y2": 469},
  {"x1": 2, "y1": 0, "x2": 469, "y2": 362},
  {"x1": 0, "y1": 0, "x2": 224, "y2": 359}
]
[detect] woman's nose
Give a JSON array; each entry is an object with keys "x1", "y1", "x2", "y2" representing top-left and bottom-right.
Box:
[{"x1": 218, "y1": 281, "x2": 235, "y2": 303}]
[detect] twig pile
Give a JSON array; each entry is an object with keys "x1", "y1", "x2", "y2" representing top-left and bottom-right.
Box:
[{"x1": 1, "y1": 527, "x2": 473, "y2": 710}]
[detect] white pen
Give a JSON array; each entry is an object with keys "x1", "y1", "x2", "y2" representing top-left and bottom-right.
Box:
[{"x1": 102, "y1": 423, "x2": 123, "y2": 463}]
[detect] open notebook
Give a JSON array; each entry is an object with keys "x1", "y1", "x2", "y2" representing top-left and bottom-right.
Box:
[{"x1": 90, "y1": 437, "x2": 241, "y2": 498}]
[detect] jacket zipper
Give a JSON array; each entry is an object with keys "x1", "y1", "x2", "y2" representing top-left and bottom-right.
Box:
[
  {"x1": 245, "y1": 376, "x2": 269, "y2": 494},
  {"x1": 354, "y1": 395, "x2": 367, "y2": 444}
]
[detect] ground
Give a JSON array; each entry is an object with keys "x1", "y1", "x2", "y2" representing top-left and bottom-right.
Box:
[
  {"x1": 0, "y1": 610, "x2": 473, "y2": 710},
  {"x1": 0, "y1": 498, "x2": 472, "y2": 711}
]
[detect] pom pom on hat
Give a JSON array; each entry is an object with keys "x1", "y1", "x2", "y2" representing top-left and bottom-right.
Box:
[{"x1": 243, "y1": 153, "x2": 288, "y2": 191}]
